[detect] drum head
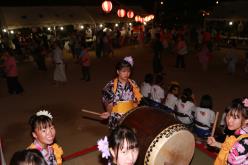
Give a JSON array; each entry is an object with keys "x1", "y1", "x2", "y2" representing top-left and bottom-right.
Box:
[{"x1": 144, "y1": 124, "x2": 195, "y2": 165}]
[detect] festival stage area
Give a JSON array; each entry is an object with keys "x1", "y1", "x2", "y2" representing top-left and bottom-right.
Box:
[{"x1": 0, "y1": 45, "x2": 247, "y2": 164}]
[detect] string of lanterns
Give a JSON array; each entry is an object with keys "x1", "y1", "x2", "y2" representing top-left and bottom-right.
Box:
[{"x1": 101, "y1": 0, "x2": 154, "y2": 23}]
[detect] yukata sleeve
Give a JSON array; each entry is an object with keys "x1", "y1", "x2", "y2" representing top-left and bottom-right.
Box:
[
  {"x1": 227, "y1": 138, "x2": 248, "y2": 165},
  {"x1": 102, "y1": 80, "x2": 114, "y2": 105}
]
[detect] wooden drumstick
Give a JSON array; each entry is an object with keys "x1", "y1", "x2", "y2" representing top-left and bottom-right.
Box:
[
  {"x1": 81, "y1": 109, "x2": 101, "y2": 116},
  {"x1": 211, "y1": 112, "x2": 219, "y2": 137}
]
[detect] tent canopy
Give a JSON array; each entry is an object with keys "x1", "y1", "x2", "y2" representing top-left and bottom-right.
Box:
[{"x1": 0, "y1": 6, "x2": 148, "y2": 29}]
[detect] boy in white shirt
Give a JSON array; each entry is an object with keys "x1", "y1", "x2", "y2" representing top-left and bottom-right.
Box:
[
  {"x1": 140, "y1": 73, "x2": 153, "y2": 98},
  {"x1": 150, "y1": 75, "x2": 165, "y2": 104},
  {"x1": 165, "y1": 84, "x2": 180, "y2": 110},
  {"x1": 176, "y1": 88, "x2": 195, "y2": 125},
  {"x1": 194, "y1": 94, "x2": 215, "y2": 138}
]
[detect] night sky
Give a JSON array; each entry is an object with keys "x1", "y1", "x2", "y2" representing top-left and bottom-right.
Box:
[{"x1": 0, "y1": 0, "x2": 236, "y2": 9}]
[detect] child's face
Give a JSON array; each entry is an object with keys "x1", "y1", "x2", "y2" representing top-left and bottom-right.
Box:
[
  {"x1": 226, "y1": 112, "x2": 243, "y2": 131},
  {"x1": 32, "y1": 124, "x2": 56, "y2": 147},
  {"x1": 117, "y1": 67, "x2": 131, "y2": 82},
  {"x1": 112, "y1": 140, "x2": 139, "y2": 165}
]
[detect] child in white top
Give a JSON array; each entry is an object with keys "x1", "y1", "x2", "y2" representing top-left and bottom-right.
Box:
[
  {"x1": 194, "y1": 94, "x2": 215, "y2": 138},
  {"x1": 165, "y1": 84, "x2": 180, "y2": 110},
  {"x1": 140, "y1": 73, "x2": 153, "y2": 98},
  {"x1": 175, "y1": 88, "x2": 195, "y2": 125},
  {"x1": 150, "y1": 75, "x2": 165, "y2": 104}
]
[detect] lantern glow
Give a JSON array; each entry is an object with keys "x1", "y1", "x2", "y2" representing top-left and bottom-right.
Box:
[
  {"x1": 117, "y1": 9, "x2": 126, "y2": 17},
  {"x1": 102, "y1": 1, "x2": 112, "y2": 13},
  {"x1": 127, "y1": 10, "x2": 134, "y2": 18}
]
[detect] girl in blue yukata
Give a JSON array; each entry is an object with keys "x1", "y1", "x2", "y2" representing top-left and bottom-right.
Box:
[{"x1": 100, "y1": 56, "x2": 142, "y2": 130}]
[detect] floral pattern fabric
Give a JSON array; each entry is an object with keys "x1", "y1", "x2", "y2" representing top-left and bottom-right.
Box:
[
  {"x1": 102, "y1": 79, "x2": 137, "y2": 106},
  {"x1": 227, "y1": 127, "x2": 248, "y2": 165}
]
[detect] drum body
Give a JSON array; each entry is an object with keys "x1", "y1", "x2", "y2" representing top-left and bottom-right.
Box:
[{"x1": 120, "y1": 106, "x2": 195, "y2": 165}]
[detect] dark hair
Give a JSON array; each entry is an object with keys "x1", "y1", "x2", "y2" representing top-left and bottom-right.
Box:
[
  {"x1": 181, "y1": 88, "x2": 193, "y2": 103},
  {"x1": 154, "y1": 74, "x2": 164, "y2": 85},
  {"x1": 200, "y1": 94, "x2": 213, "y2": 109},
  {"x1": 168, "y1": 84, "x2": 180, "y2": 93},
  {"x1": 10, "y1": 149, "x2": 47, "y2": 165},
  {"x1": 115, "y1": 59, "x2": 132, "y2": 71},
  {"x1": 29, "y1": 112, "x2": 54, "y2": 136},
  {"x1": 108, "y1": 125, "x2": 138, "y2": 159},
  {"x1": 228, "y1": 97, "x2": 248, "y2": 120},
  {"x1": 144, "y1": 73, "x2": 153, "y2": 84}
]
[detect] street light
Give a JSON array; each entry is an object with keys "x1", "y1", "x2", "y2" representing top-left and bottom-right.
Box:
[{"x1": 160, "y1": 1, "x2": 164, "y2": 5}]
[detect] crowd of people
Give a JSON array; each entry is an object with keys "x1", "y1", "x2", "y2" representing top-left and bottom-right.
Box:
[{"x1": 1, "y1": 24, "x2": 248, "y2": 165}]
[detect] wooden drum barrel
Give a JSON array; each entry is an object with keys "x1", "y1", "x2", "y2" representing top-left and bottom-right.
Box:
[{"x1": 119, "y1": 106, "x2": 195, "y2": 165}]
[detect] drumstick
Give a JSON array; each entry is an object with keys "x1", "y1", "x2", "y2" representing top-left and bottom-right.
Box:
[
  {"x1": 81, "y1": 109, "x2": 101, "y2": 116},
  {"x1": 211, "y1": 112, "x2": 219, "y2": 137}
]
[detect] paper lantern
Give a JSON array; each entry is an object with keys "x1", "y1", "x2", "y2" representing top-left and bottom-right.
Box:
[
  {"x1": 127, "y1": 10, "x2": 134, "y2": 18},
  {"x1": 117, "y1": 9, "x2": 126, "y2": 17},
  {"x1": 135, "y1": 15, "x2": 141, "y2": 22},
  {"x1": 140, "y1": 17, "x2": 144, "y2": 23},
  {"x1": 150, "y1": 14, "x2": 155, "y2": 20},
  {"x1": 102, "y1": 1, "x2": 112, "y2": 13},
  {"x1": 144, "y1": 16, "x2": 150, "y2": 22}
]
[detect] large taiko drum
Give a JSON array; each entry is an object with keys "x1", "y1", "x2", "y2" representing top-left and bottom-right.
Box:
[{"x1": 119, "y1": 106, "x2": 195, "y2": 165}]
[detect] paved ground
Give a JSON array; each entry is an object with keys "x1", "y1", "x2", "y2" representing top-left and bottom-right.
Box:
[{"x1": 0, "y1": 45, "x2": 247, "y2": 164}]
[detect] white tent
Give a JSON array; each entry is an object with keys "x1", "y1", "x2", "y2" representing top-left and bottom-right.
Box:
[{"x1": 0, "y1": 6, "x2": 147, "y2": 29}]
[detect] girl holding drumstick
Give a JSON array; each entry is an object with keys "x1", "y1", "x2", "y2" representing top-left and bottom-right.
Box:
[
  {"x1": 100, "y1": 56, "x2": 142, "y2": 130},
  {"x1": 207, "y1": 97, "x2": 248, "y2": 164}
]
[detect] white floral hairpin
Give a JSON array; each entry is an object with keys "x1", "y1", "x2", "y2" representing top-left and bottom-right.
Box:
[
  {"x1": 123, "y1": 56, "x2": 134, "y2": 66},
  {"x1": 36, "y1": 110, "x2": 53, "y2": 119},
  {"x1": 97, "y1": 136, "x2": 111, "y2": 160}
]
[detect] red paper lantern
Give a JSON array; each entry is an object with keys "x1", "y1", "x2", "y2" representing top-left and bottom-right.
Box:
[
  {"x1": 135, "y1": 15, "x2": 141, "y2": 22},
  {"x1": 127, "y1": 10, "x2": 134, "y2": 18},
  {"x1": 140, "y1": 17, "x2": 144, "y2": 23},
  {"x1": 117, "y1": 9, "x2": 126, "y2": 17},
  {"x1": 102, "y1": 1, "x2": 112, "y2": 13}
]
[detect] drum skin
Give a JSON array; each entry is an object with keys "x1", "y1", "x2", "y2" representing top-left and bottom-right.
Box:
[{"x1": 120, "y1": 106, "x2": 195, "y2": 165}]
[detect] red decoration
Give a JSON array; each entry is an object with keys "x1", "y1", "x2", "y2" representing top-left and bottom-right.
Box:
[
  {"x1": 117, "y1": 9, "x2": 126, "y2": 17},
  {"x1": 102, "y1": 1, "x2": 112, "y2": 13},
  {"x1": 140, "y1": 17, "x2": 144, "y2": 23},
  {"x1": 127, "y1": 10, "x2": 134, "y2": 18}
]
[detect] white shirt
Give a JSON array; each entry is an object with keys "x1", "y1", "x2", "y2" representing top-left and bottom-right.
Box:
[
  {"x1": 165, "y1": 93, "x2": 178, "y2": 110},
  {"x1": 53, "y1": 47, "x2": 63, "y2": 64},
  {"x1": 150, "y1": 84, "x2": 165, "y2": 103},
  {"x1": 176, "y1": 100, "x2": 195, "y2": 124},
  {"x1": 140, "y1": 82, "x2": 152, "y2": 98},
  {"x1": 220, "y1": 112, "x2": 226, "y2": 126},
  {"x1": 194, "y1": 107, "x2": 215, "y2": 130}
]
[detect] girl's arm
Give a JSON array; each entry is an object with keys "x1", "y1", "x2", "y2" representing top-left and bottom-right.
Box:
[{"x1": 207, "y1": 136, "x2": 222, "y2": 148}]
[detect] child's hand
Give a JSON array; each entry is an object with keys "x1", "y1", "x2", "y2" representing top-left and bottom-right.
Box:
[
  {"x1": 207, "y1": 136, "x2": 220, "y2": 148},
  {"x1": 100, "y1": 112, "x2": 110, "y2": 119}
]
